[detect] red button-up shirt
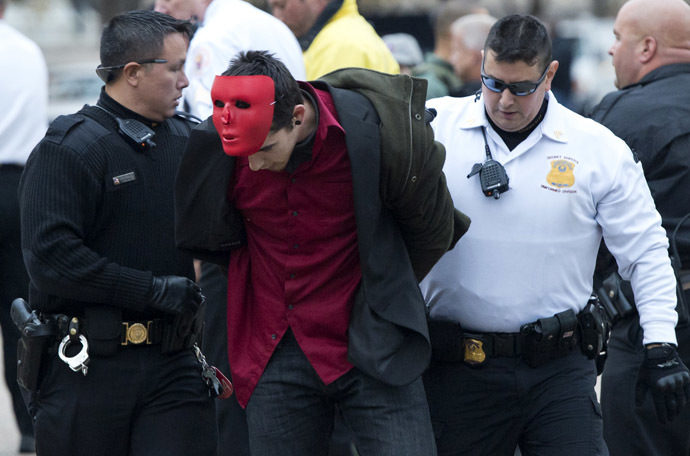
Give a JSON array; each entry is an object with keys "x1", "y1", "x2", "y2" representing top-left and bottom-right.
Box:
[{"x1": 226, "y1": 84, "x2": 361, "y2": 407}]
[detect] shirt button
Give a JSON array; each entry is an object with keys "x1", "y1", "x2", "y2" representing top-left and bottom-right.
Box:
[
  {"x1": 293, "y1": 244, "x2": 299, "y2": 249},
  {"x1": 288, "y1": 305, "x2": 294, "y2": 310},
  {"x1": 271, "y1": 334, "x2": 277, "y2": 340},
  {"x1": 291, "y1": 178, "x2": 297, "y2": 183},
  {"x1": 292, "y1": 210, "x2": 298, "y2": 216},
  {"x1": 289, "y1": 274, "x2": 295, "y2": 279}
]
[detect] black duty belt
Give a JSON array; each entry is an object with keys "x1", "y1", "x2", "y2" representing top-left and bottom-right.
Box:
[{"x1": 58, "y1": 316, "x2": 164, "y2": 347}]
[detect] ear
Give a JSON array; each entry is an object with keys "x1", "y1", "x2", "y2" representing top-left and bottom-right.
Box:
[
  {"x1": 292, "y1": 104, "x2": 306, "y2": 124},
  {"x1": 543, "y1": 60, "x2": 560, "y2": 92},
  {"x1": 639, "y1": 36, "x2": 657, "y2": 63},
  {"x1": 122, "y1": 62, "x2": 143, "y2": 87}
]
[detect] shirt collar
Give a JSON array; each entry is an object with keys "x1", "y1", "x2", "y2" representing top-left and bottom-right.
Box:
[
  {"x1": 97, "y1": 87, "x2": 160, "y2": 127},
  {"x1": 623, "y1": 62, "x2": 690, "y2": 90},
  {"x1": 462, "y1": 91, "x2": 569, "y2": 144}
]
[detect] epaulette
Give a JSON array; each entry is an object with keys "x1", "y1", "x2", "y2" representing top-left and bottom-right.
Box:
[
  {"x1": 44, "y1": 113, "x2": 110, "y2": 149},
  {"x1": 43, "y1": 114, "x2": 85, "y2": 144}
]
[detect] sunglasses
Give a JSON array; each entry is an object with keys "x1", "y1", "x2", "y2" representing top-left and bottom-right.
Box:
[
  {"x1": 480, "y1": 61, "x2": 550, "y2": 96},
  {"x1": 95, "y1": 59, "x2": 168, "y2": 83}
]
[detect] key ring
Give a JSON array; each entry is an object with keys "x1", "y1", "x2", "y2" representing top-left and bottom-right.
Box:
[{"x1": 58, "y1": 334, "x2": 90, "y2": 376}]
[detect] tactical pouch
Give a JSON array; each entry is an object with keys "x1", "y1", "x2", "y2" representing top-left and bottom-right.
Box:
[
  {"x1": 596, "y1": 271, "x2": 635, "y2": 324},
  {"x1": 578, "y1": 295, "x2": 611, "y2": 375},
  {"x1": 84, "y1": 306, "x2": 123, "y2": 357},
  {"x1": 161, "y1": 301, "x2": 205, "y2": 355},
  {"x1": 578, "y1": 296, "x2": 610, "y2": 360},
  {"x1": 11, "y1": 299, "x2": 59, "y2": 392},
  {"x1": 520, "y1": 309, "x2": 578, "y2": 368}
]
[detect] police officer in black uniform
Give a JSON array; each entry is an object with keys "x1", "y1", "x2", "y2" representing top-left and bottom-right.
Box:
[
  {"x1": 18, "y1": 10, "x2": 217, "y2": 456},
  {"x1": 591, "y1": 0, "x2": 690, "y2": 454}
]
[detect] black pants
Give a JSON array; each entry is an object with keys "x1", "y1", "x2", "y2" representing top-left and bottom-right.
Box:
[
  {"x1": 29, "y1": 344, "x2": 217, "y2": 456},
  {"x1": 424, "y1": 349, "x2": 608, "y2": 456},
  {"x1": 601, "y1": 315, "x2": 690, "y2": 456},
  {"x1": 0, "y1": 165, "x2": 33, "y2": 438},
  {"x1": 200, "y1": 262, "x2": 356, "y2": 456}
]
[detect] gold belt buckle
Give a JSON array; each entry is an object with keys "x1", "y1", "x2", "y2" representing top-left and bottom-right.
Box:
[
  {"x1": 122, "y1": 321, "x2": 151, "y2": 345},
  {"x1": 462, "y1": 338, "x2": 486, "y2": 366}
]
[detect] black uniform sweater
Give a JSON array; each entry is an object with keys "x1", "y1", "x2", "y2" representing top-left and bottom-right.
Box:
[{"x1": 19, "y1": 90, "x2": 195, "y2": 319}]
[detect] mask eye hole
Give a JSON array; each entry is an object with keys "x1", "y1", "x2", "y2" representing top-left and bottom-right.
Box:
[
  {"x1": 235, "y1": 100, "x2": 250, "y2": 109},
  {"x1": 214, "y1": 100, "x2": 224, "y2": 108}
]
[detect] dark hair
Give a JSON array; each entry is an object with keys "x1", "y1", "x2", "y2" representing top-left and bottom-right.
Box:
[
  {"x1": 100, "y1": 10, "x2": 192, "y2": 74},
  {"x1": 222, "y1": 50, "x2": 302, "y2": 132},
  {"x1": 484, "y1": 14, "x2": 551, "y2": 71}
]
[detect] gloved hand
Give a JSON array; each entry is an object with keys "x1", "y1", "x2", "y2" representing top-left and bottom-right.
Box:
[
  {"x1": 147, "y1": 276, "x2": 204, "y2": 316},
  {"x1": 635, "y1": 343, "x2": 690, "y2": 423}
]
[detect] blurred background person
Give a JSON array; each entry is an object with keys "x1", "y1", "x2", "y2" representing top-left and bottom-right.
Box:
[
  {"x1": 547, "y1": 19, "x2": 578, "y2": 111},
  {"x1": 382, "y1": 32, "x2": 424, "y2": 75},
  {"x1": 590, "y1": 0, "x2": 690, "y2": 454},
  {"x1": 154, "y1": 2, "x2": 305, "y2": 456},
  {"x1": 155, "y1": 0, "x2": 305, "y2": 118},
  {"x1": 268, "y1": 0, "x2": 399, "y2": 79},
  {"x1": 447, "y1": 13, "x2": 496, "y2": 97},
  {"x1": 412, "y1": 0, "x2": 488, "y2": 99},
  {"x1": 0, "y1": 0, "x2": 48, "y2": 452}
]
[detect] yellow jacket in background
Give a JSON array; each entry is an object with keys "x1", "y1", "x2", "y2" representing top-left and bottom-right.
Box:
[{"x1": 304, "y1": 0, "x2": 400, "y2": 79}]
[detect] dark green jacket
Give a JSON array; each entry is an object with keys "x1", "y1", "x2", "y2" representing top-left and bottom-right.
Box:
[{"x1": 175, "y1": 68, "x2": 469, "y2": 385}]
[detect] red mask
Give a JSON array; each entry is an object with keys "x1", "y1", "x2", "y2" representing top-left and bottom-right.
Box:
[{"x1": 211, "y1": 75, "x2": 275, "y2": 157}]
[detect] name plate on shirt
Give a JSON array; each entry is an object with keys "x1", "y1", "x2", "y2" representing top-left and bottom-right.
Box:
[{"x1": 112, "y1": 172, "x2": 136, "y2": 185}]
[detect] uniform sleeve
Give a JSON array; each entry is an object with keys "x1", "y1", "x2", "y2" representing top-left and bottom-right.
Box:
[
  {"x1": 596, "y1": 141, "x2": 678, "y2": 345},
  {"x1": 644, "y1": 133, "x2": 690, "y2": 260},
  {"x1": 19, "y1": 141, "x2": 152, "y2": 311}
]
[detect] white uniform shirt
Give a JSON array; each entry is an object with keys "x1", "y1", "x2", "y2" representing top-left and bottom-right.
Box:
[
  {"x1": 184, "y1": 0, "x2": 306, "y2": 119},
  {"x1": 421, "y1": 94, "x2": 678, "y2": 345},
  {"x1": 0, "y1": 19, "x2": 48, "y2": 165}
]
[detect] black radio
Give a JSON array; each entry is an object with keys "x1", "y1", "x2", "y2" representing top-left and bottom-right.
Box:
[{"x1": 467, "y1": 128, "x2": 510, "y2": 199}]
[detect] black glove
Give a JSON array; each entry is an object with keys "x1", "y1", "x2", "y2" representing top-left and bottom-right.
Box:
[
  {"x1": 147, "y1": 276, "x2": 204, "y2": 316},
  {"x1": 635, "y1": 343, "x2": 690, "y2": 423}
]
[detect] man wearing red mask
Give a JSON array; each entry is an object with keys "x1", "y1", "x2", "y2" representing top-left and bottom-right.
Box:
[{"x1": 175, "y1": 50, "x2": 469, "y2": 455}]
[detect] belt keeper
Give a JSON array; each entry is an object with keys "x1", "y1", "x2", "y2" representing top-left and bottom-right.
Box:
[{"x1": 68, "y1": 317, "x2": 81, "y2": 343}]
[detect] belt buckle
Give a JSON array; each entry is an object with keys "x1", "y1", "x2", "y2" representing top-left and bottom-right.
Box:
[
  {"x1": 122, "y1": 321, "x2": 151, "y2": 345},
  {"x1": 462, "y1": 337, "x2": 487, "y2": 366}
]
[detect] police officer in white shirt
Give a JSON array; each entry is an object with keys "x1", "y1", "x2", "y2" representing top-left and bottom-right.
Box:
[
  {"x1": 421, "y1": 14, "x2": 690, "y2": 456},
  {"x1": 0, "y1": 1, "x2": 47, "y2": 452},
  {"x1": 155, "y1": 0, "x2": 305, "y2": 119}
]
